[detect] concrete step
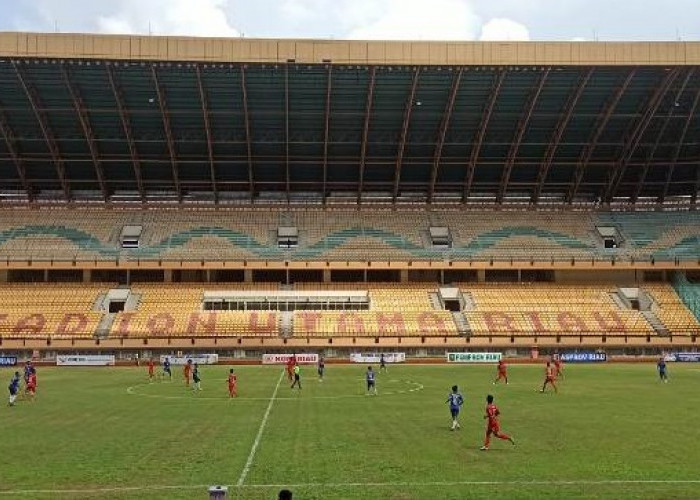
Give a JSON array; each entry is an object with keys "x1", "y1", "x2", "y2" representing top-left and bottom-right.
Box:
[{"x1": 95, "y1": 313, "x2": 116, "y2": 339}]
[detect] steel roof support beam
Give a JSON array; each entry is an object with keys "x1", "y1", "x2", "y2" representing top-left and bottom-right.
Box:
[
  {"x1": 660, "y1": 75, "x2": 700, "y2": 203},
  {"x1": 0, "y1": 109, "x2": 31, "y2": 200},
  {"x1": 568, "y1": 68, "x2": 636, "y2": 204},
  {"x1": 357, "y1": 67, "x2": 376, "y2": 204},
  {"x1": 12, "y1": 61, "x2": 70, "y2": 202},
  {"x1": 428, "y1": 69, "x2": 462, "y2": 204},
  {"x1": 393, "y1": 68, "x2": 421, "y2": 203},
  {"x1": 195, "y1": 65, "x2": 217, "y2": 204},
  {"x1": 498, "y1": 68, "x2": 549, "y2": 203},
  {"x1": 532, "y1": 68, "x2": 593, "y2": 204},
  {"x1": 151, "y1": 65, "x2": 181, "y2": 202},
  {"x1": 106, "y1": 64, "x2": 145, "y2": 202},
  {"x1": 322, "y1": 65, "x2": 332, "y2": 205},
  {"x1": 632, "y1": 70, "x2": 695, "y2": 203},
  {"x1": 284, "y1": 65, "x2": 290, "y2": 203},
  {"x1": 60, "y1": 64, "x2": 108, "y2": 201},
  {"x1": 605, "y1": 68, "x2": 680, "y2": 203},
  {"x1": 240, "y1": 66, "x2": 254, "y2": 203},
  {"x1": 463, "y1": 70, "x2": 506, "y2": 203}
]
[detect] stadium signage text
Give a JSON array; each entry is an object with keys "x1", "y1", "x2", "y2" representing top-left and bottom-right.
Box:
[
  {"x1": 472, "y1": 311, "x2": 635, "y2": 333},
  {"x1": 0, "y1": 356, "x2": 17, "y2": 366},
  {"x1": 262, "y1": 354, "x2": 319, "y2": 365},
  {"x1": 447, "y1": 352, "x2": 502, "y2": 363},
  {"x1": 559, "y1": 352, "x2": 607, "y2": 363},
  {"x1": 668, "y1": 352, "x2": 700, "y2": 362},
  {"x1": 159, "y1": 354, "x2": 219, "y2": 365},
  {"x1": 350, "y1": 353, "x2": 406, "y2": 364},
  {"x1": 56, "y1": 355, "x2": 115, "y2": 366}
]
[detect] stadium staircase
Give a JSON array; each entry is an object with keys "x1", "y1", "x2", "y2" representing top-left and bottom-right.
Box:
[
  {"x1": 673, "y1": 272, "x2": 700, "y2": 323},
  {"x1": 429, "y1": 292, "x2": 442, "y2": 310},
  {"x1": 461, "y1": 292, "x2": 476, "y2": 310},
  {"x1": 280, "y1": 312, "x2": 294, "y2": 338},
  {"x1": 94, "y1": 314, "x2": 116, "y2": 339},
  {"x1": 452, "y1": 313, "x2": 471, "y2": 336},
  {"x1": 641, "y1": 311, "x2": 670, "y2": 337},
  {"x1": 608, "y1": 292, "x2": 628, "y2": 309}
]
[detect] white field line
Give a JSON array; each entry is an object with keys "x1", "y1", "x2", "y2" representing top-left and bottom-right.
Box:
[
  {"x1": 3, "y1": 479, "x2": 700, "y2": 496},
  {"x1": 236, "y1": 369, "x2": 285, "y2": 487}
]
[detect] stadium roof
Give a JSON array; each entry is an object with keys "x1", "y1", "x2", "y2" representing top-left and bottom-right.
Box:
[{"x1": 0, "y1": 33, "x2": 699, "y2": 205}]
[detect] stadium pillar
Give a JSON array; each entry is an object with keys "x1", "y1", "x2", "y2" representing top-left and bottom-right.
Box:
[
  {"x1": 244, "y1": 269, "x2": 253, "y2": 283},
  {"x1": 164, "y1": 270, "x2": 173, "y2": 283},
  {"x1": 322, "y1": 269, "x2": 331, "y2": 283},
  {"x1": 43, "y1": 269, "x2": 48, "y2": 282},
  {"x1": 0, "y1": 270, "x2": 7, "y2": 282},
  {"x1": 82, "y1": 270, "x2": 90, "y2": 283},
  {"x1": 477, "y1": 270, "x2": 486, "y2": 283},
  {"x1": 400, "y1": 270, "x2": 408, "y2": 283}
]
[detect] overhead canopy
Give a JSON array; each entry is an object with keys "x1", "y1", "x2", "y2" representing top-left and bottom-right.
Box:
[{"x1": 0, "y1": 34, "x2": 698, "y2": 206}]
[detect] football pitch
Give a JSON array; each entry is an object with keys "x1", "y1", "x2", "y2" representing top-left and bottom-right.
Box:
[{"x1": 1, "y1": 363, "x2": 699, "y2": 500}]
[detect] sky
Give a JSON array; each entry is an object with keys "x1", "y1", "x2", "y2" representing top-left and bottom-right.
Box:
[{"x1": 1, "y1": 0, "x2": 700, "y2": 41}]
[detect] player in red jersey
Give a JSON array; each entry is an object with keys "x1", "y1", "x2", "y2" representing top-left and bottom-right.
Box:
[
  {"x1": 147, "y1": 358, "x2": 156, "y2": 382},
  {"x1": 493, "y1": 359, "x2": 508, "y2": 385},
  {"x1": 286, "y1": 355, "x2": 297, "y2": 382},
  {"x1": 540, "y1": 362, "x2": 558, "y2": 393},
  {"x1": 227, "y1": 369, "x2": 238, "y2": 398},
  {"x1": 480, "y1": 394, "x2": 515, "y2": 451},
  {"x1": 184, "y1": 360, "x2": 193, "y2": 387},
  {"x1": 26, "y1": 368, "x2": 37, "y2": 402},
  {"x1": 553, "y1": 355, "x2": 564, "y2": 379}
]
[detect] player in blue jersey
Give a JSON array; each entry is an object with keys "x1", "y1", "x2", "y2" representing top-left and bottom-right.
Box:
[
  {"x1": 162, "y1": 357, "x2": 172, "y2": 380},
  {"x1": 446, "y1": 385, "x2": 464, "y2": 431},
  {"x1": 8, "y1": 371, "x2": 20, "y2": 406},
  {"x1": 317, "y1": 355, "x2": 325, "y2": 382},
  {"x1": 657, "y1": 357, "x2": 668, "y2": 383},
  {"x1": 379, "y1": 354, "x2": 387, "y2": 373},
  {"x1": 366, "y1": 366, "x2": 377, "y2": 395}
]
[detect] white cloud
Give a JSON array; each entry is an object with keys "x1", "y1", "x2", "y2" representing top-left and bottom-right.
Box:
[
  {"x1": 345, "y1": 0, "x2": 481, "y2": 41},
  {"x1": 571, "y1": 36, "x2": 588, "y2": 41},
  {"x1": 95, "y1": 0, "x2": 238, "y2": 37},
  {"x1": 479, "y1": 18, "x2": 530, "y2": 41}
]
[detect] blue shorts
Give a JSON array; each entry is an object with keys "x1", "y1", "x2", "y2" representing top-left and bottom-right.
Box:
[
  {"x1": 450, "y1": 407, "x2": 460, "y2": 418},
  {"x1": 367, "y1": 380, "x2": 375, "y2": 390}
]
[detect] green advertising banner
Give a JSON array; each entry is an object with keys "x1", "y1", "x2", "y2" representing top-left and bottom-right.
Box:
[{"x1": 446, "y1": 352, "x2": 502, "y2": 363}]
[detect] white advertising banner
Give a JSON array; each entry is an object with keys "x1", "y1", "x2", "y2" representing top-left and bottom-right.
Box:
[
  {"x1": 160, "y1": 354, "x2": 219, "y2": 366},
  {"x1": 262, "y1": 353, "x2": 319, "y2": 365},
  {"x1": 446, "y1": 352, "x2": 502, "y2": 363},
  {"x1": 350, "y1": 353, "x2": 406, "y2": 364},
  {"x1": 56, "y1": 355, "x2": 116, "y2": 366}
]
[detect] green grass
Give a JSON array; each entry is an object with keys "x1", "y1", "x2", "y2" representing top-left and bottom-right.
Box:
[{"x1": 1, "y1": 363, "x2": 699, "y2": 499}]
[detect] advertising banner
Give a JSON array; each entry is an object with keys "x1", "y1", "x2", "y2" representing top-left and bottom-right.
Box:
[
  {"x1": 350, "y1": 353, "x2": 406, "y2": 364},
  {"x1": 159, "y1": 354, "x2": 219, "y2": 366},
  {"x1": 446, "y1": 352, "x2": 502, "y2": 363},
  {"x1": 262, "y1": 354, "x2": 319, "y2": 365},
  {"x1": 56, "y1": 355, "x2": 116, "y2": 366},
  {"x1": 559, "y1": 352, "x2": 607, "y2": 363},
  {"x1": 0, "y1": 356, "x2": 17, "y2": 366},
  {"x1": 668, "y1": 352, "x2": 700, "y2": 362}
]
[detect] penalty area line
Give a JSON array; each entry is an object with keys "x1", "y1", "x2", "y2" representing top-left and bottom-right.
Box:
[
  {"x1": 236, "y1": 369, "x2": 285, "y2": 487},
  {"x1": 3, "y1": 479, "x2": 700, "y2": 495}
]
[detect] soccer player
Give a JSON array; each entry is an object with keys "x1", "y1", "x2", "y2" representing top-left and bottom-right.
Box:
[
  {"x1": 8, "y1": 371, "x2": 20, "y2": 406},
  {"x1": 480, "y1": 394, "x2": 515, "y2": 451},
  {"x1": 286, "y1": 355, "x2": 296, "y2": 382},
  {"x1": 553, "y1": 355, "x2": 564, "y2": 379},
  {"x1": 26, "y1": 368, "x2": 37, "y2": 402},
  {"x1": 23, "y1": 361, "x2": 32, "y2": 386},
  {"x1": 540, "y1": 362, "x2": 558, "y2": 393},
  {"x1": 291, "y1": 364, "x2": 302, "y2": 390},
  {"x1": 379, "y1": 353, "x2": 387, "y2": 373},
  {"x1": 147, "y1": 358, "x2": 156, "y2": 382},
  {"x1": 493, "y1": 359, "x2": 508, "y2": 385},
  {"x1": 192, "y1": 363, "x2": 202, "y2": 391},
  {"x1": 366, "y1": 366, "x2": 377, "y2": 395},
  {"x1": 162, "y1": 357, "x2": 172, "y2": 380},
  {"x1": 184, "y1": 359, "x2": 193, "y2": 387},
  {"x1": 317, "y1": 355, "x2": 325, "y2": 382},
  {"x1": 657, "y1": 357, "x2": 669, "y2": 383},
  {"x1": 446, "y1": 385, "x2": 464, "y2": 431},
  {"x1": 228, "y1": 369, "x2": 238, "y2": 398}
]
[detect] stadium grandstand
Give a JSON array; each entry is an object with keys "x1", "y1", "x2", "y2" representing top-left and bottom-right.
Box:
[{"x1": 0, "y1": 32, "x2": 699, "y2": 356}]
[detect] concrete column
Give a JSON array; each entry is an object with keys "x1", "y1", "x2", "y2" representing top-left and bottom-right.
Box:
[
  {"x1": 0, "y1": 270, "x2": 7, "y2": 282},
  {"x1": 244, "y1": 269, "x2": 253, "y2": 283},
  {"x1": 82, "y1": 269, "x2": 91, "y2": 283},
  {"x1": 322, "y1": 269, "x2": 331, "y2": 283},
  {"x1": 399, "y1": 269, "x2": 408, "y2": 283},
  {"x1": 43, "y1": 269, "x2": 49, "y2": 282},
  {"x1": 163, "y1": 269, "x2": 173, "y2": 283},
  {"x1": 477, "y1": 270, "x2": 486, "y2": 283}
]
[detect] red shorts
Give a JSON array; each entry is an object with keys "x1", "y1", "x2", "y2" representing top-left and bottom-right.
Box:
[
  {"x1": 545, "y1": 376, "x2": 555, "y2": 383},
  {"x1": 498, "y1": 370, "x2": 507, "y2": 376},
  {"x1": 27, "y1": 385, "x2": 36, "y2": 393},
  {"x1": 487, "y1": 422, "x2": 500, "y2": 433},
  {"x1": 228, "y1": 384, "x2": 237, "y2": 391}
]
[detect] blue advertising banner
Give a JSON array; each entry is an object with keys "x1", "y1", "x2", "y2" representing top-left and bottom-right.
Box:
[
  {"x1": 0, "y1": 356, "x2": 18, "y2": 366},
  {"x1": 559, "y1": 352, "x2": 607, "y2": 363},
  {"x1": 671, "y1": 353, "x2": 700, "y2": 362}
]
